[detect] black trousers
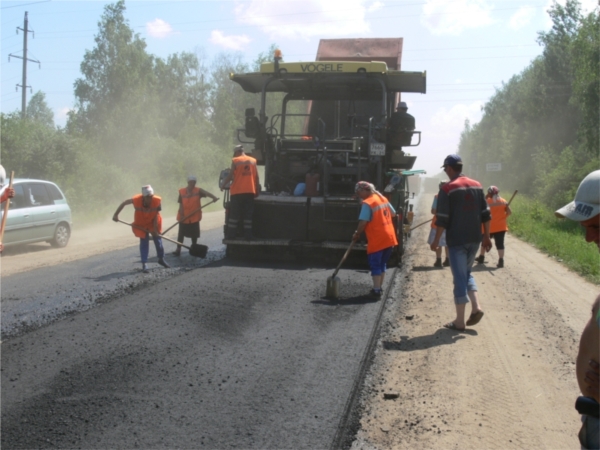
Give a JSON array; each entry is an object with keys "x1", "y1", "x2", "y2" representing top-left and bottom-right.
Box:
[{"x1": 227, "y1": 193, "x2": 254, "y2": 239}]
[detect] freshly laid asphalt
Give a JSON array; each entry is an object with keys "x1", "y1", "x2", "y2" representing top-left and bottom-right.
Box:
[{"x1": 1, "y1": 228, "x2": 394, "y2": 449}]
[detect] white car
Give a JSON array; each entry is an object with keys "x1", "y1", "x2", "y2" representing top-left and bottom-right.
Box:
[{"x1": 2, "y1": 179, "x2": 73, "y2": 248}]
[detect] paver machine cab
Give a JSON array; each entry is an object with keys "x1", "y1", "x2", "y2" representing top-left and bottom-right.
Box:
[{"x1": 222, "y1": 38, "x2": 426, "y2": 264}]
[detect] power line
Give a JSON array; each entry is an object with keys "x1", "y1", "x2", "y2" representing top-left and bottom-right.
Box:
[{"x1": 1, "y1": 0, "x2": 50, "y2": 10}]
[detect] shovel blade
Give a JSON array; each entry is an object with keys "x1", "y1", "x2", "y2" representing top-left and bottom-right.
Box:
[
  {"x1": 326, "y1": 275, "x2": 341, "y2": 299},
  {"x1": 189, "y1": 244, "x2": 208, "y2": 258}
]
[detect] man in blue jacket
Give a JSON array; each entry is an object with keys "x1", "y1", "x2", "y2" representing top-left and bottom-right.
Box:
[{"x1": 430, "y1": 154, "x2": 491, "y2": 331}]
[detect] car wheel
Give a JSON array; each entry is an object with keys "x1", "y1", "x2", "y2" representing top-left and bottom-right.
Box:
[{"x1": 51, "y1": 223, "x2": 70, "y2": 248}]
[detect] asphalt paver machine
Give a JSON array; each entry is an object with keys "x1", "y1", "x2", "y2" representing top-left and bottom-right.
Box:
[{"x1": 222, "y1": 39, "x2": 426, "y2": 264}]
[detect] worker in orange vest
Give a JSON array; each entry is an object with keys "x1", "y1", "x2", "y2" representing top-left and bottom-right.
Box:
[
  {"x1": 353, "y1": 181, "x2": 398, "y2": 298},
  {"x1": 219, "y1": 145, "x2": 260, "y2": 240},
  {"x1": 0, "y1": 164, "x2": 15, "y2": 253},
  {"x1": 113, "y1": 185, "x2": 170, "y2": 273},
  {"x1": 173, "y1": 175, "x2": 218, "y2": 256},
  {"x1": 476, "y1": 186, "x2": 512, "y2": 268}
]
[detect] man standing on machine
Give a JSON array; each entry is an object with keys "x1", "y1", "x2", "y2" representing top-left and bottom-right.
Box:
[
  {"x1": 388, "y1": 101, "x2": 415, "y2": 149},
  {"x1": 220, "y1": 145, "x2": 260, "y2": 240}
]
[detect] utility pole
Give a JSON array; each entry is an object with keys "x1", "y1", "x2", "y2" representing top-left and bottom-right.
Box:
[{"x1": 8, "y1": 12, "x2": 40, "y2": 119}]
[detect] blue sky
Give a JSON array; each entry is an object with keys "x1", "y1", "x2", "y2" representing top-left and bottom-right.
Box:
[{"x1": 1, "y1": 0, "x2": 597, "y2": 175}]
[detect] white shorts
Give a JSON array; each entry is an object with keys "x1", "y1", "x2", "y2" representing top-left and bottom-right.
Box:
[{"x1": 427, "y1": 227, "x2": 447, "y2": 247}]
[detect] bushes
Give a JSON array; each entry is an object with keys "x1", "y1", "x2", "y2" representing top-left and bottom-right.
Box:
[{"x1": 509, "y1": 195, "x2": 599, "y2": 283}]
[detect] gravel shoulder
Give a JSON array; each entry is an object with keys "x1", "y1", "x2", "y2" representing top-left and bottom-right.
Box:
[{"x1": 351, "y1": 192, "x2": 598, "y2": 449}]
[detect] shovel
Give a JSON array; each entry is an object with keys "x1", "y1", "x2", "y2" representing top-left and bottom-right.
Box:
[
  {"x1": 325, "y1": 240, "x2": 355, "y2": 299},
  {"x1": 0, "y1": 171, "x2": 15, "y2": 250},
  {"x1": 117, "y1": 219, "x2": 208, "y2": 258},
  {"x1": 162, "y1": 198, "x2": 219, "y2": 235}
]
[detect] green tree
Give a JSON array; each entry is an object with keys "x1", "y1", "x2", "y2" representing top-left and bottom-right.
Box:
[
  {"x1": 208, "y1": 52, "x2": 251, "y2": 150},
  {"x1": 570, "y1": 9, "x2": 600, "y2": 155},
  {"x1": 26, "y1": 91, "x2": 54, "y2": 128},
  {"x1": 69, "y1": 0, "x2": 156, "y2": 159}
]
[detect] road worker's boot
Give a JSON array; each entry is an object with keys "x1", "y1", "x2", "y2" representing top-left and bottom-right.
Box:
[
  {"x1": 497, "y1": 258, "x2": 504, "y2": 268},
  {"x1": 476, "y1": 255, "x2": 485, "y2": 264},
  {"x1": 142, "y1": 263, "x2": 149, "y2": 273},
  {"x1": 442, "y1": 258, "x2": 450, "y2": 267},
  {"x1": 369, "y1": 288, "x2": 382, "y2": 299},
  {"x1": 172, "y1": 246, "x2": 181, "y2": 257},
  {"x1": 433, "y1": 258, "x2": 442, "y2": 267},
  {"x1": 158, "y1": 258, "x2": 170, "y2": 268}
]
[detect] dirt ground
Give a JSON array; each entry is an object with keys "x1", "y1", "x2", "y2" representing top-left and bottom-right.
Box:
[
  {"x1": 351, "y1": 192, "x2": 599, "y2": 449},
  {"x1": 0, "y1": 210, "x2": 224, "y2": 277}
]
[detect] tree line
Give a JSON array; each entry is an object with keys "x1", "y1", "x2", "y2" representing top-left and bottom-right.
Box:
[
  {"x1": 1, "y1": 0, "x2": 273, "y2": 220},
  {"x1": 458, "y1": 0, "x2": 598, "y2": 209}
]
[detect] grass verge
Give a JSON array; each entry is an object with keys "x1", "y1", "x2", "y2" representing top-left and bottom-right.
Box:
[{"x1": 509, "y1": 195, "x2": 599, "y2": 285}]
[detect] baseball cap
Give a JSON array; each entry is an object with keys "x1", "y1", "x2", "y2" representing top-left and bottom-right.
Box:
[
  {"x1": 141, "y1": 185, "x2": 154, "y2": 196},
  {"x1": 555, "y1": 170, "x2": 600, "y2": 221},
  {"x1": 441, "y1": 154, "x2": 462, "y2": 168},
  {"x1": 397, "y1": 101, "x2": 408, "y2": 110},
  {"x1": 233, "y1": 145, "x2": 244, "y2": 155},
  {"x1": 188, "y1": 175, "x2": 197, "y2": 182}
]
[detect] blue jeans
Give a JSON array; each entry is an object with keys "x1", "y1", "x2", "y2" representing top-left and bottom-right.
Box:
[
  {"x1": 580, "y1": 414, "x2": 599, "y2": 450},
  {"x1": 139, "y1": 234, "x2": 165, "y2": 263},
  {"x1": 448, "y1": 242, "x2": 479, "y2": 304}
]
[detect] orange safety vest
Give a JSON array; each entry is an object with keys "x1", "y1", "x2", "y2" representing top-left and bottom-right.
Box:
[
  {"x1": 487, "y1": 196, "x2": 509, "y2": 234},
  {"x1": 363, "y1": 194, "x2": 398, "y2": 254},
  {"x1": 177, "y1": 187, "x2": 202, "y2": 223},
  {"x1": 230, "y1": 155, "x2": 258, "y2": 196},
  {"x1": 132, "y1": 194, "x2": 162, "y2": 238}
]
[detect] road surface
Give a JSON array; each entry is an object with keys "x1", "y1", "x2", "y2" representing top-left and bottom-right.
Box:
[{"x1": 1, "y1": 210, "x2": 396, "y2": 449}]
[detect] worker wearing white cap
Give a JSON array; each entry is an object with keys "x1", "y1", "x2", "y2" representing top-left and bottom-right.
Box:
[
  {"x1": 173, "y1": 175, "x2": 218, "y2": 256},
  {"x1": 556, "y1": 171, "x2": 600, "y2": 448},
  {"x1": 0, "y1": 164, "x2": 15, "y2": 253},
  {"x1": 112, "y1": 185, "x2": 170, "y2": 273}
]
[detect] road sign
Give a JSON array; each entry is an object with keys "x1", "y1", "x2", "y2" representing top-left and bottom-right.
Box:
[{"x1": 486, "y1": 163, "x2": 502, "y2": 172}]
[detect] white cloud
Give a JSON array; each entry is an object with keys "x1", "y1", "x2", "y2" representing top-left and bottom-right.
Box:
[
  {"x1": 509, "y1": 6, "x2": 536, "y2": 30},
  {"x1": 368, "y1": 1, "x2": 384, "y2": 12},
  {"x1": 146, "y1": 19, "x2": 175, "y2": 39},
  {"x1": 421, "y1": 0, "x2": 494, "y2": 36},
  {"x1": 210, "y1": 30, "x2": 251, "y2": 51},
  {"x1": 431, "y1": 102, "x2": 483, "y2": 129},
  {"x1": 233, "y1": 0, "x2": 371, "y2": 40}
]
